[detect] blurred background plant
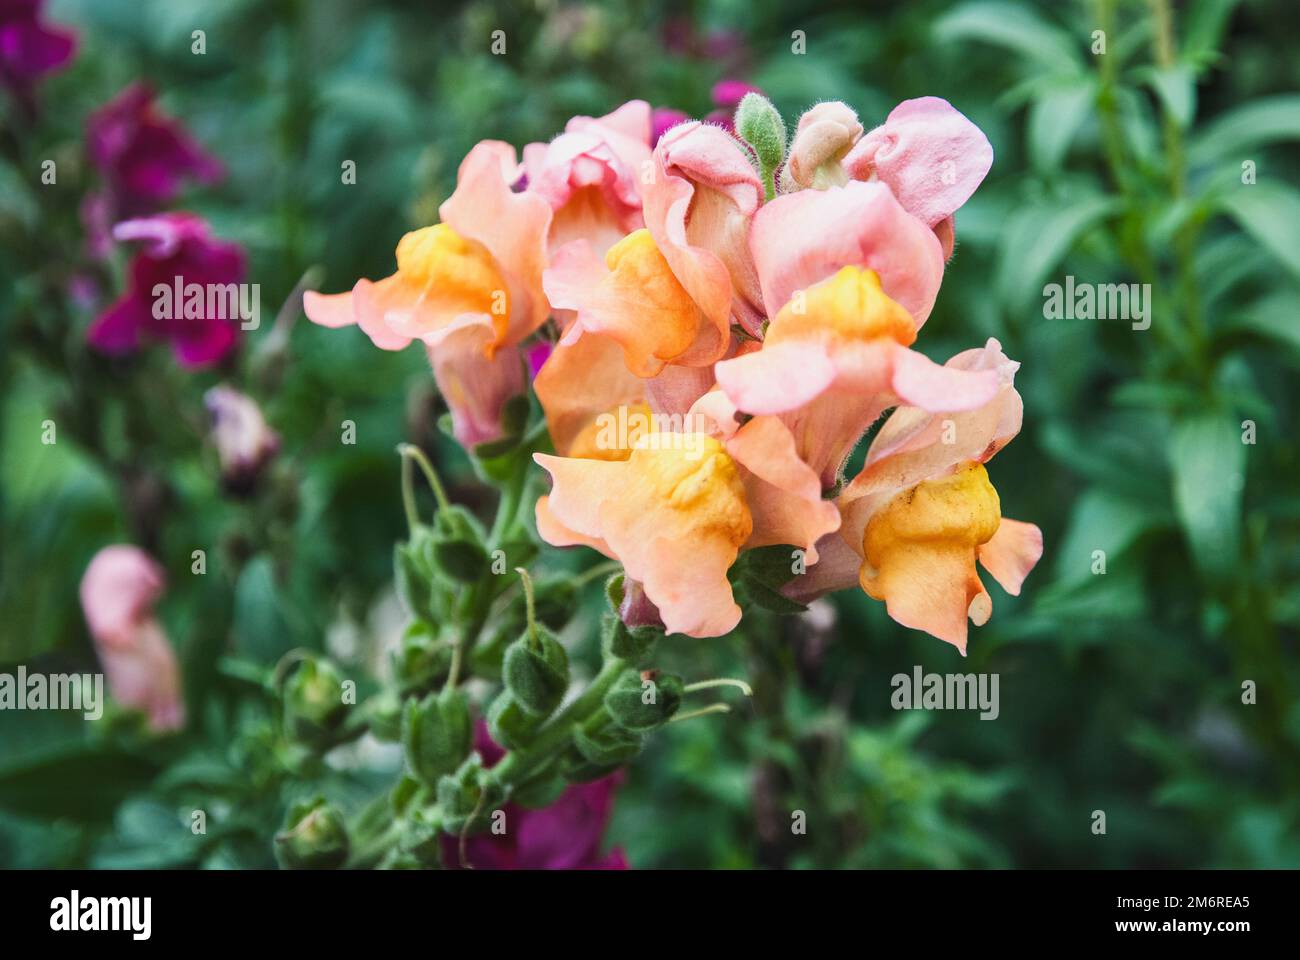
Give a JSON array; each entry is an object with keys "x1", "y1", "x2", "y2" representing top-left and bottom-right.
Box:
[{"x1": 1, "y1": 0, "x2": 1297, "y2": 868}]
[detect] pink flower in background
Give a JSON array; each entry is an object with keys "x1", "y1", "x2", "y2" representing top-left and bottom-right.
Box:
[
  {"x1": 0, "y1": 0, "x2": 75, "y2": 94},
  {"x1": 442, "y1": 724, "x2": 627, "y2": 869},
  {"x1": 88, "y1": 213, "x2": 246, "y2": 368},
  {"x1": 79, "y1": 545, "x2": 185, "y2": 732}
]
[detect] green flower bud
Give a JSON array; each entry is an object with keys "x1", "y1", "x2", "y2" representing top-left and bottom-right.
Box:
[
  {"x1": 367, "y1": 690, "x2": 404, "y2": 742},
  {"x1": 572, "y1": 711, "x2": 642, "y2": 767},
  {"x1": 502, "y1": 625, "x2": 570, "y2": 718},
  {"x1": 274, "y1": 796, "x2": 349, "y2": 869},
  {"x1": 485, "y1": 690, "x2": 540, "y2": 750},
  {"x1": 735, "y1": 92, "x2": 787, "y2": 201},
  {"x1": 394, "y1": 525, "x2": 438, "y2": 622},
  {"x1": 402, "y1": 688, "x2": 472, "y2": 787},
  {"x1": 532, "y1": 577, "x2": 577, "y2": 631},
  {"x1": 603, "y1": 669, "x2": 684, "y2": 733},
  {"x1": 282, "y1": 656, "x2": 350, "y2": 750},
  {"x1": 600, "y1": 613, "x2": 660, "y2": 668},
  {"x1": 392, "y1": 621, "x2": 452, "y2": 692},
  {"x1": 436, "y1": 755, "x2": 500, "y2": 834},
  {"x1": 397, "y1": 805, "x2": 444, "y2": 868},
  {"x1": 430, "y1": 505, "x2": 489, "y2": 584}
]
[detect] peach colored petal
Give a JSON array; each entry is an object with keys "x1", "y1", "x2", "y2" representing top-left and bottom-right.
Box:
[
  {"x1": 858, "y1": 463, "x2": 1002, "y2": 654},
  {"x1": 978, "y1": 518, "x2": 1043, "y2": 597},
  {"x1": 726, "y1": 415, "x2": 842, "y2": 561},
  {"x1": 643, "y1": 121, "x2": 765, "y2": 337},
  {"x1": 534, "y1": 325, "x2": 646, "y2": 457},
  {"x1": 535, "y1": 493, "x2": 615, "y2": 557},
  {"x1": 543, "y1": 232, "x2": 726, "y2": 376},
  {"x1": 749, "y1": 180, "x2": 945, "y2": 326},
  {"x1": 534, "y1": 439, "x2": 752, "y2": 637},
  {"x1": 351, "y1": 274, "x2": 434, "y2": 351},
  {"x1": 441, "y1": 141, "x2": 553, "y2": 346},
  {"x1": 302, "y1": 290, "x2": 357, "y2": 329},
  {"x1": 889, "y1": 344, "x2": 1000, "y2": 413}
]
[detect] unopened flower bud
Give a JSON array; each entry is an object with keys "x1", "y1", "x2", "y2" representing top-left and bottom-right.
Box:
[
  {"x1": 391, "y1": 621, "x2": 453, "y2": 693},
  {"x1": 502, "y1": 625, "x2": 569, "y2": 718},
  {"x1": 436, "y1": 755, "x2": 500, "y2": 834},
  {"x1": 787, "y1": 101, "x2": 863, "y2": 189},
  {"x1": 603, "y1": 668, "x2": 684, "y2": 733},
  {"x1": 430, "y1": 506, "x2": 489, "y2": 584},
  {"x1": 282, "y1": 656, "x2": 349, "y2": 750},
  {"x1": 402, "y1": 687, "x2": 472, "y2": 786},
  {"x1": 274, "y1": 796, "x2": 349, "y2": 869},
  {"x1": 735, "y1": 92, "x2": 787, "y2": 200},
  {"x1": 485, "y1": 690, "x2": 540, "y2": 750}
]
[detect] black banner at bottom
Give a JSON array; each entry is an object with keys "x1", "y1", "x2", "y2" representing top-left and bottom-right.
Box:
[{"x1": 0, "y1": 868, "x2": 1283, "y2": 945}]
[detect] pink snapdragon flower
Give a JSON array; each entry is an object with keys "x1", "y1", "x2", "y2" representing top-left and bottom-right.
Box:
[
  {"x1": 522, "y1": 100, "x2": 653, "y2": 256},
  {"x1": 79, "y1": 545, "x2": 185, "y2": 732},
  {"x1": 88, "y1": 213, "x2": 246, "y2": 368}
]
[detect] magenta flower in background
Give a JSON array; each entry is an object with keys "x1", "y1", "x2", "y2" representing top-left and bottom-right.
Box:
[
  {"x1": 705, "y1": 79, "x2": 763, "y2": 132},
  {"x1": 441, "y1": 723, "x2": 628, "y2": 870},
  {"x1": 651, "y1": 106, "x2": 689, "y2": 145},
  {"x1": 0, "y1": 0, "x2": 75, "y2": 94},
  {"x1": 86, "y1": 82, "x2": 223, "y2": 212},
  {"x1": 88, "y1": 213, "x2": 246, "y2": 369},
  {"x1": 81, "y1": 82, "x2": 223, "y2": 255}
]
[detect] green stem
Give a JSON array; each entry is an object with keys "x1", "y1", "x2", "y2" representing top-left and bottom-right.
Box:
[
  {"x1": 488, "y1": 465, "x2": 528, "y2": 547},
  {"x1": 684, "y1": 677, "x2": 754, "y2": 698},
  {"x1": 399, "y1": 451, "x2": 420, "y2": 532},
  {"x1": 397, "y1": 443, "x2": 452, "y2": 513}
]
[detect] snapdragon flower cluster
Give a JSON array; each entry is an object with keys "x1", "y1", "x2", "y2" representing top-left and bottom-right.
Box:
[{"x1": 307, "y1": 93, "x2": 1042, "y2": 654}]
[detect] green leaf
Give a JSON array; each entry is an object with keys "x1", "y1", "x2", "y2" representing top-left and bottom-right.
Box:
[
  {"x1": 1139, "y1": 64, "x2": 1197, "y2": 129},
  {"x1": 997, "y1": 196, "x2": 1121, "y2": 315},
  {"x1": 1168, "y1": 414, "x2": 1246, "y2": 578},
  {"x1": 1218, "y1": 184, "x2": 1300, "y2": 281},
  {"x1": 1219, "y1": 292, "x2": 1300, "y2": 361},
  {"x1": 932, "y1": 2, "x2": 1083, "y2": 73},
  {"x1": 1026, "y1": 77, "x2": 1096, "y2": 170},
  {"x1": 1189, "y1": 95, "x2": 1300, "y2": 165},
  {"x1": 1181, "y1": 0, "x2": 1243, "y2": 68}
]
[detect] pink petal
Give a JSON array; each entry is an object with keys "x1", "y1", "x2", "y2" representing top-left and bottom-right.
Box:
[
  {"x1": 844, "y1": 97, "x2": 993, "y2": 228},
  {"x1": 749, "y1": 180, "x2": 945, "y2": 326}
]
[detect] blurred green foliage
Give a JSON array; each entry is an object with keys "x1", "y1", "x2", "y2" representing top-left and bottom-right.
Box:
[{"x1": 1, "y1": 0, "x2": 1297, "y2": 868}]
